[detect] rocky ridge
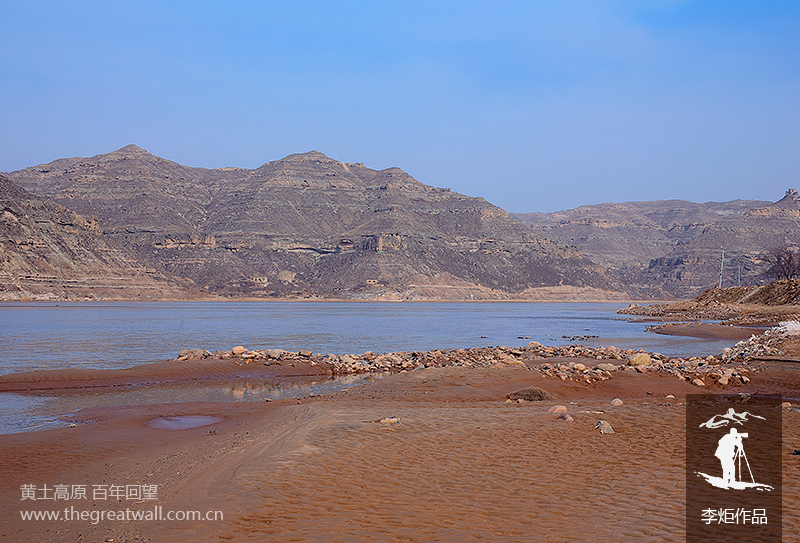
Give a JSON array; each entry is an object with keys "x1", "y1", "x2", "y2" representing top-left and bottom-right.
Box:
[
  {"x1": 7, "y1": 146, "x2": 616, "y2": 300},
  {"x1": 0, "y1": 174, "x2": 196, "y2": 300},
  {"x1": 513, "y1": 190, "x2": 800, "y2": 298}
]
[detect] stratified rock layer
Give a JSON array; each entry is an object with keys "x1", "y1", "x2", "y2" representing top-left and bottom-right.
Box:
[
  {"x1": 514, "y1": 189, "x2": 800, "y2": 298},
  {"x1": 0, "y1": 174, "x2": 195, "y2": 300},
  {"x1": 8, "y1": 146, "x2": 614, "y2": 300}
]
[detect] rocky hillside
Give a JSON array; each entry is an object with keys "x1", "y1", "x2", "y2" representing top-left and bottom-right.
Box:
[
  {"x1": 0, "y1": 174, "x2": 196, "y2": 300},
  {"x1": 514, "y1": 190, "x2": 800, "y2": 298},
  {"x1": 7, "y1": 146, "x2": 617, "y2": 300},
  {"x1": 618, "y1": 279, "x2": 800, "y2": 328}
]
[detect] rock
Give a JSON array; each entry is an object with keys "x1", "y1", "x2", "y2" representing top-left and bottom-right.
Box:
[
  {"x1": 299, "y1": 350, "x2": 313, "y2": 358},
  {"x1": 597, "y1": 363, "x2": 617, "y2": 372},
  {"x1": 548, "y1": 405, "x2": 568, "y2": 413},
  {"x1": 557, "y1": 412, "x2": 574, "y2": 421},
  {"x1": 594, "y1": 420, "x2": 614, "y2": 434},
  {"x1": 781, "y1": 401, "x2": 792, "y2": 409},
  {"x1": 232, "y1": 346, "x2": 247, "y2": 355},
  {"x1": 573, "y1": 363, "x2": 586, "y2": 371},
  {"x1": 178, "y1": 348, "x2": 209, "y2": 359},
  {"x1": 692, "y1": 378, "x2": 706, "y2": 387},
  {"x1": 610, "y1": 398, "x2": 623, "y2": 406},
  {"x1": 717, "y1": 376, "x2": 729, "y2": 386},
  {"x1": 262, "y1": 349, "x2": 285, "y2": 359},
  {"x1": 507, "y1": 387, "x2": 556, "y2": 402},
  {"x1": 628, "y1": 353, "x2": 651, "y2": 366},
  {"x1": 739, "y1": 375, "x2": 751, "y2": 384},
  {"x1": 379, "y1": 417, "x2": 401, "y2": 425},
  {"x1": 635, "y1": 365, "x2": 647, "y2": 373},
  {"x1": 666, "y1": 394, "x2": 675, "y2": 399}
]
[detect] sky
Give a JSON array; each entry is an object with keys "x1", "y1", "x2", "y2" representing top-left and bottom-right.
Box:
[{"x1": 1, "y1": 1, "x2": 798, "y2": 213}]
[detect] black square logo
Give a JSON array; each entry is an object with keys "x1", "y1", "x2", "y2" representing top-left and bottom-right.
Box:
[{"x1": 686, "y1": 394, "x2": 782, "y2": 542}]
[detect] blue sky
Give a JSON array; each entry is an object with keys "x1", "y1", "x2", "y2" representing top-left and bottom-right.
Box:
[{"x1": 1, "y1": 1, "x2": 798, "y2": 212}]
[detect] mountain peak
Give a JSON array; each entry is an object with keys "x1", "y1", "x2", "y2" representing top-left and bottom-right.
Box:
[
  {"x1": 116, "y1": 144, "x2": 148, "y2": 154},
  {"x1": 280, "y1": 150, "x2": 333, "y2": 162},
  {"x1": 774, "y1": 188, "x2": 800, "y2": 207}
]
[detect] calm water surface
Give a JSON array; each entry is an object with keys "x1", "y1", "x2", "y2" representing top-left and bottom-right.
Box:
[
  {"x1": 0, "y1": 301, "x2": 740, "y2": 373},
  {"x1": 0, "y1": 302, "x2": 746, "y2": 433}
]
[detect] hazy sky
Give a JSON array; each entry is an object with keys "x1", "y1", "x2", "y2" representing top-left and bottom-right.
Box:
[{"x1": 1, "y1": 1, "x2": 798, "y2": 212}]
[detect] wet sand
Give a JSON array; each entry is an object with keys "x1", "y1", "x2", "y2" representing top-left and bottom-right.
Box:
[
  {"x1": 648, "y1": 322, "x2": 765, "y2": 340},
  {"x1": 1, "y1": 363, "x2": 799, "y2": 542},
  {"x1": 0, "y1": 358, "x2": 332, "y2": 392}
]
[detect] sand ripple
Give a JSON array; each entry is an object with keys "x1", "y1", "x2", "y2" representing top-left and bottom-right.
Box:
[{"x1": 224, "y1": 403, "x2": 688, "y2": 542}]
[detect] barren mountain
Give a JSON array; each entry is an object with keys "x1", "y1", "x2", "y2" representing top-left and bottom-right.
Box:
[
  {"x1": 513, "y1": 190, "x2": 800, "y2": 298},
  {"x1": 7, "y1": 146, "x2": 618, "y2": 300},
  {"x1": 0, "y1": 174, "x2": 196, "y2": 300}
]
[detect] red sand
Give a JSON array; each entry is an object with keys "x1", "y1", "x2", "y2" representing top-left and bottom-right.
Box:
[{"x1": 1, "y1": 363, "x2": 799, "y2": 542}]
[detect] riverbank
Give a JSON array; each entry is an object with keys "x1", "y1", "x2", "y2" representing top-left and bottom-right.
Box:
[{"x1": 2, "y1": 362, "x2": 799, "y2": 542}]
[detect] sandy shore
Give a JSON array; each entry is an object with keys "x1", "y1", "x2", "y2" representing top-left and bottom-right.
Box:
[
  {"x1": 1, "y1": 358, "x2": 799, "y2": 542},
  {"x1": 646, "y1": 322, "x2": 766, "y2": 340}
]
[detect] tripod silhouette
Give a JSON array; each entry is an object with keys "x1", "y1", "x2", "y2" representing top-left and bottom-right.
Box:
[{"x1": 733, "y1": 441, "x2": 755, "y2": 484}]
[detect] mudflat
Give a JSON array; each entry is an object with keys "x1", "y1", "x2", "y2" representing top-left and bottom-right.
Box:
[{"x1": 1, "y1": 363, "x2": 798, "y2": 542}]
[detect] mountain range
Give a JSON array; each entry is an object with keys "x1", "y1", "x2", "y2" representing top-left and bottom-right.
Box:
[
  {"x1": 3, "y1": 145, "x2": 797, "y2": 301},
  {"x1": 3, "y1": 146, "x2": 612, "y2": 301},
  {"x1": 514, "y1": 189, "x2": 800, "y2": 298}
]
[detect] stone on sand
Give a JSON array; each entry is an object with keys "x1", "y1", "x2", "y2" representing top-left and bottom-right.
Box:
[
  {"x1": 178, "y1": 348, "x2": 209, "y2": 359},
  {"x1": 557, "y1": 412, "x2": 574, "y2": 422},
  {"x1": 548, "y1": 405, "x2": 568, "y2": 413},
  {"x1": 232, "y1": 346, "x2": 247, "y2": 355},
  {"x1": 610, "y1": 398, "x2": 623, "y2": 406},
  {"x1": 594, "y1": 420, "x2": 614, "y2": 434},
  {"x1": 692, "y1": 378, "x2": 706, "y2": 388}
]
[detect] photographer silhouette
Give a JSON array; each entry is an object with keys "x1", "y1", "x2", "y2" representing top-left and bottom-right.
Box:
[{"x1": 715, "y1": 427, "x2": 749, "y2": 484}]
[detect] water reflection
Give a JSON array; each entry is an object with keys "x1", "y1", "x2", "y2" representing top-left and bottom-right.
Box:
[{"x1": 0, "y1": 373, "x2": 387, "y2": 435}]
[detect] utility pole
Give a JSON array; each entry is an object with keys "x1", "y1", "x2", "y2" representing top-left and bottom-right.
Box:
[{"x1": 718, "y1": 250, "x2": 725, "y2": 289}]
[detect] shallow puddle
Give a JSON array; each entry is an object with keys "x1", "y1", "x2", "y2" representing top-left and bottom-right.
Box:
[
  {"x1": 0, "y1": 373, "x2": 387, "y2": 434},
  {"x1": 147, "y1": 415, "x2": 224, "y2": 430}
]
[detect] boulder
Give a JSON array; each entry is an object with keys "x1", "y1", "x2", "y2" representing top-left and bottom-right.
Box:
[
  {"x1": 231, "y1": 346, "x2": 247, "y2": 355},
  {"x1": 627, "y1": 353, "x2": 651, "y2": 366},
  {"x1": 262, "y1": 349, "x2": 285, "y2": 359},
  {"x1": 597, "y1": 363, "x2": 617, "y2": 372}
]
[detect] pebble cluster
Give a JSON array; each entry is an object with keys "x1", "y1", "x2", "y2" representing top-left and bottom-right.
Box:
[
  {"x1": 720, "y1": 320, "x2": 800, "y2": 363},
  {"x1": 176, "y1": 335, "x2": 764, "y2": 389}
]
